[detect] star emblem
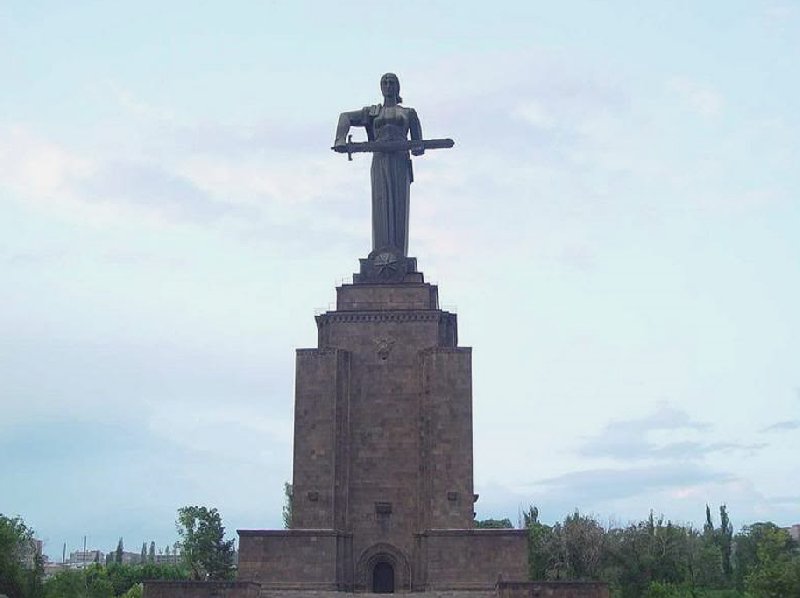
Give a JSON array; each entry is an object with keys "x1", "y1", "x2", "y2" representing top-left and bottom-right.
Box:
[{"x1": 373, "y1": 252, "x2": 399, "y2": 278}]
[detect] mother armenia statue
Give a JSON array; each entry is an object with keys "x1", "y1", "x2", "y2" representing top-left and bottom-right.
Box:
[{"x1": 332, "y1": 73, "x2": 453, "y2": 258}]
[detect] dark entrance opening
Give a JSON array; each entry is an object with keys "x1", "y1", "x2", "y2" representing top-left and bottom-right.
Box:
[{"x1": 372, "y1": 561, "x2": 395, "y2": 593}]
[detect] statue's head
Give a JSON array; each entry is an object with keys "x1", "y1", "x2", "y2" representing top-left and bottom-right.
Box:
[{"x1": 380, "y1": 73, "x2": 402, "y2": 103}]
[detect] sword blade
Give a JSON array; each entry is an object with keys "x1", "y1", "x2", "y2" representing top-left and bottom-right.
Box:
[{"x1": 332, "y1": 138, "x2": 455, "y2": 155}]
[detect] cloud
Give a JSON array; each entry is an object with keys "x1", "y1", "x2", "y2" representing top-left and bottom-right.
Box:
[
  {"x1": 0, "y1": 123, "x2": 369, "y2": 254},
  {"x1": 760, "y1": 420, "x2": 800, "y2": 433},
  {"x1": 0, "y1": 126, "x2": 234, "y2": 225},
  {"x1": 578, "y1": 405, "x2": 766, "y2": 462},
  {"x1": 147, "y1": 401, "x2": 292, "y2": 463},
  {"x1": 530, "y1": 464, "x2": 733, "y2": 504},
  {"x1": 668, "y1": 77, "x2": 724, "y2": 117},
  {"x1": 75, "y1": 161, "x2": 243, "y2": 222},
  {"x1": 763, "y1": 2, "x2": 796, "y2": 21},
  {"x1": 0, "y1": 126, "x2": 93, "y2": 199}
]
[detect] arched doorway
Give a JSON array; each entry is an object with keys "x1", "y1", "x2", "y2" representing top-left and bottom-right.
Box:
[
  {"x1": 372, "y1": 561, "x2": 395, "y2": 593},
  {"x1": 356, "y1": 543, "x2": 411, "y2": 592}
]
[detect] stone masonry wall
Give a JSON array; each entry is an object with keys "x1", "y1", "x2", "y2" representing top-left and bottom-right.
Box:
[
  {"x1": 143, "y1": 581, "x2": 259, "y2": 598},
  {"x1": 497, "y1": 581, "x2": 610, "y2": 598},
  {"x1": 291, "y1": 348, "x2": 350, "y2": 530},
  {"x1": 420, "y1": 347, "x2": 475, "y2": 531},
  {"x1": 416, "y1": 529, "x2": 529, "y2": 590},
  {"x1": 236, "y1": 530, "x2": 341, "y2": 589}
]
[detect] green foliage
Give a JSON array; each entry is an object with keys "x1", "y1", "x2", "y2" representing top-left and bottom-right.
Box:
[
  {"x1": 0, "y1": 513, "x2": 43, "y2": 598},
  {"x1": 733, "y1": 522, "x2": 783, "y2": 590},
  {"x1": 43, "y1": 568, "x2": 88, "y2": 598},
  {"x1": 120, "y1": 584, "x2": 142, "y2": 598},
  {"x1": 523, "y1": 506, "x2": 553, "y2": 581},
  {"x1": 105, "y1": 562, "x2": 187, "y2": 595},
  {"x1": 282, "y1": 483, "x2": 293, "y2": 529},
  {"x1": 518, "y1": 505, "x2": 759, "y2": 598},
  {"x1": 523, "y1": 507, "x2": 605, "y2": 581},
  {"x1": 43, "y1": 564, "x2": 114, "y2": 598},
  {"x1": 175, "y1": 506, "x2": 235, "y2": 581},
  {"x1": 475, "y1": 518, "x2": 513, "y2": 529},
  {"x1": 743, "y1": 525, "x2": 800, "y2": 597},
  {"x1": 42, "y1": 562, "x2": 188, "y2": 598},
  {"x1": 717, "y1": 505, "x2": 733, "y2": 581},
  {"x1": 114, "y1": 539, "x2": 123, "y2": 566}
]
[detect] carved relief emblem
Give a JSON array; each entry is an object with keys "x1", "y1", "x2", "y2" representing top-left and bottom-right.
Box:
[
  {"x1": 374, "y1": 336, "x2": 395, "y2": 360},
  {"x1": 373, "y1": 252, "x2": 399, "y2": 278}
]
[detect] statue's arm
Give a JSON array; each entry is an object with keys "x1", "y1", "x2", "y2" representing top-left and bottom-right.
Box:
[
  {"x1": 408, "y1": 108, "x2": 424, "y2": 156},
  {"x1": 334, "y1": 109, "x2": 368, "y2": 147}
]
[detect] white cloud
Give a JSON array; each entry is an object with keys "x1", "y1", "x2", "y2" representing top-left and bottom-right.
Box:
[
  {"x1": 668, "y1": 77, "x2": 724, "y2": 117},
  {"x1": 0, "y1": 126, "x2": 93, "y2": 199}
]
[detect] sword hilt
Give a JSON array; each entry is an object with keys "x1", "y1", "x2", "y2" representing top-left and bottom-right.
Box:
[{"x1": 347, "y1": 134, "x2": 353, "y2": 161}]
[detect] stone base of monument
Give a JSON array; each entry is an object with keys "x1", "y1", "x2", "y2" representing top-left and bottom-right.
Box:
[
  {"x1": 143, "y1": 581, "x2": 260, "y2": 597},
  {"x1": 143, "y1": 266, "x2": 609, "y2": 598},
  {"x1": 143, "y1": 581, "x2": 609, "y2": 598},
  {"x1": 354, "y1": 248, "x2": 423, "y2": 284},
  {"x1": 233, "y1": 528, "x2": 527, "y2": 592}
]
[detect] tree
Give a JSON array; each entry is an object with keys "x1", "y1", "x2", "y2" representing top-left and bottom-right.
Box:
[
  {"x1": 734, "y1": 522, "x2": 783, "y2": 590},
  {"x1": 475, "y1": 518, "x2": 513, "y2": 529},
  {"x1": 148, "y1": 541, "x2": 155, "y2": 563},
  {"x1": 744, "y1": 524, "x2": 800, "y2": 597},
  {"x1": 0, "y1": 513, "x2": 43, "y2": 598},
  {"x1": 140, "y1": 542, "x2": 146, "y2": 564},
  {"x1": 176, "y1": 506, "x2": 235, "y2": 580},
  {"x1": 559, "y1": 510, "x2": 604, "y2": 580},
  {"x1": 523, "y1": 506, "x2": 554, "y2": 581},
  {"x1": 43, "y1": 564, "x2": 113, "y2": 598},
  {"x1": 717, "y1": 505, "x2": 733, "y2": 582},
  {"x1": 121, "y1": 583, "x2": 143, "y2": 598},
  {"x1": 115, "y1": 537, "x2": 124, "y2": 564},
  {"x1": 282, "y1": 483, "x2": 293, "y2": 529},
  {"x1": 703, "y1": 505, "x2": 714, "y2": 537}
]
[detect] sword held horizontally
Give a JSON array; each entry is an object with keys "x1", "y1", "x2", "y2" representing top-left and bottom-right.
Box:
[{"x1": 332, "y1": 134, "x2": 455, "y2": 161}]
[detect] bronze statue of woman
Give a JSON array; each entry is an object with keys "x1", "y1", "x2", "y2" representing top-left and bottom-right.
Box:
[{"x1": 333, "y1": 73, "x2": 424, "y2": 257}]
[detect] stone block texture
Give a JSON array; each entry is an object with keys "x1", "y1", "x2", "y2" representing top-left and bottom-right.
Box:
[
  {"x1": 149, "y1": 277, "x2": 533, "y2": 597},
  {"x1": 237, "y1": 530, "x2": 349, "y2": 590},
  {"x1": 416, "y1": 530, "x2": 529, "y2": 590},
  {"x1": 235, "y1": 278, "x2": 528, "y2": 591},
  {"x1": 497, "y1": 582, "x2": 610, "y2": 598},
  {"x1": 143, "y1": 581, "x2": 260, "y2": 598}
]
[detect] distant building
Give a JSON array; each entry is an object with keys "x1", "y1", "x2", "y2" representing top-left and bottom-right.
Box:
[
  {"x1": 788, "y1": 524, "x2": 800, "y2": 542},
  {"x1": 105, "y1": 550, "x2": 148, "y2": 565},
  {"x1": 104, "y1": 549, "x2": 183, "y2": 566},
  {"x1": 67, "y1": 549, "x2": 104, "y2": 568},
  {"x1": 154, "y1": 553, "x2": 181, "y2": 566},
  {"x1": 43, "y1": 562, "x2": 66, "y2": 578}
]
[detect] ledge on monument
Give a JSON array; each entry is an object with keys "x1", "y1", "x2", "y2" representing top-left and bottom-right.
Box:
[
  {"x1": 497, "y1": 581, "x2": 611, "y2": 598},
  {"x1": 142, "y1": 580, "x2": 260, "y2": 598},
  {"x1": 237, "y1": 528, "x2": 347, "y2": 537},
  {"x1": 353, "y1": 252, "x2": 423, "y2": 285},
  {"x1": 420, "y1": 528, "x2": 528, "y2": 537},
  {"x1": 336, "y1": 281, "x2": 439, "y2": 311}
]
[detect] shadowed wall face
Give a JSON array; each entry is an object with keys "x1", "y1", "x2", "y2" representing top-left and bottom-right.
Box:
[
  {"x1": 292, "y1": 282, "x2": 476, "y2": 574},
  {"x1": 236, "y1": 277, "x2": 532, "y2": 591}
]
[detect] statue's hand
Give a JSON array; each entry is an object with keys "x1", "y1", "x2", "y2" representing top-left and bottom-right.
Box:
[
  {"x1": 411, "y1": 144, "x2": 425, "y2": 156},
  {"x1": 332, "y1": 143, "x2": 348, "y2": 153}
]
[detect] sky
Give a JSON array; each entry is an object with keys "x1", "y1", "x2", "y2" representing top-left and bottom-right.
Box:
[{"x1": 1, "y1": 1, "x2": 798, "y2": 560}]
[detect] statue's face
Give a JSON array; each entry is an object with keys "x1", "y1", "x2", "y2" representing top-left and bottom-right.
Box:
[{"x1": 380, "y1": 74, "x2": 399, "y2": 99}]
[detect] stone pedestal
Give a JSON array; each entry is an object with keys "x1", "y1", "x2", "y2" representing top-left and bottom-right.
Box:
[
  {"x1": 238, "y1": 261, "x2": 528, "y2": 592},
  {"x1": 144, "y1": 260, "x2": 611, "y2": 597}
]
